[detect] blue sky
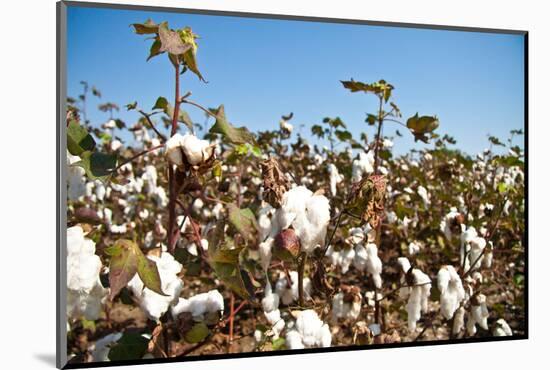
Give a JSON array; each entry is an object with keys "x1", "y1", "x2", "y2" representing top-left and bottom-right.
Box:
[{"x1": 67, "y1": 6, "x2": 525, "y2": 155}]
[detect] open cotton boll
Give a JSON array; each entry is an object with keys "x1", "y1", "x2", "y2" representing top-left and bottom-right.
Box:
[
  {"x1": 493, "y1": 319, "x2": 513, "y2": 336},
  {"x1": 326, "y1": 245, "x2": 355, "y2": 274},
  {"x1": 437, "y1": 266, "x2": 465, "y2": 320},
  {"x1": 328, "y1": 164, "x2": 344, "y2": 196},
  {"x1": 67, "y1": 152, "x2": 86, "y2": 201},
  {"x1": 127, "y1": 252, "x2": 183, "y2": 321},
  {"x1": 353, "y1": 243, "x2": 382, "y2": 288},
  {"x1": 261, "y1": 283, "x2": 285, "y2": 338},
  {"x1": 66, "y1": 226, "x2": 108, "y2": 321},
  {"x1": 259, "y1": 237, "x2": 274, "y2": 271},
  {"x1": 165, "y1": 133, "x2": 214, "y2": 167},
  {"x1": 401, "y1": 268, "x2": 432, "y2": 332},
  {"x1": 417, "y1": 186, "x2": 430, "y2": 207},
  {"x1": 352, "y1": 152, "x2": 375, "y2": 182},
  {"x1": 262, "y1": 282, "x2": 280, "y2": 312},
  {"x1": 280, "y1": 119, "x2": 293, "y2": 134},
  {"x1": 285, "y1": 310, "x2": 332, "y2": 349},
  {"x1": 408, "y1": 241, "x2": 421, "y2": 256},
  {"x1": 440, "y1": 208, "x2": 463, "y2": 241},
  {"x1": 468, "y1": 236, "x2": 487, "y2": 271},
  {"x1": 346, "y1": 227, "x2": 365, "y2": 245},
  {"x1": 171, "y1": 289, "x2": 224, "y2": 321},
  {"x1": 466, "y1": 294, "x2": 489, "y2": 336},
  {"x1": 275, "y1": 271, "x2": 312, "y2": 305},
  {"x1": 89, "y1": 332, "x2": 123, "y2": 362},
  {"x1": 257, "y1": 202, "x2": 276, "y2": 241},
  {"x1": 331, "y1": 291, "x2": 362, "y2": 321},
  {"x1": 275, "y1": 186, "x2": 331, "y2": 254},
  {"x1": 110, "y1": 139, "x2": 122, "y2": 151}
]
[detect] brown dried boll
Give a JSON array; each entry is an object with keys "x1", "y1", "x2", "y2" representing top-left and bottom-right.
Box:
[
  {"x1": 348, "y1": 174, "x2": 387, "y2": 229},
  {"x1": 273, "y1": 228, "x2": 301, "y2": 262},
  {"x1": 261, "y1": 157, "x2": 290, "y2": 208}
]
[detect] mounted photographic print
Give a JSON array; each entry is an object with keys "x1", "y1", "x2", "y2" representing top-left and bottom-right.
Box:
[{"x1": 57, "y1": 1, "x2": 528, "y2": 368}]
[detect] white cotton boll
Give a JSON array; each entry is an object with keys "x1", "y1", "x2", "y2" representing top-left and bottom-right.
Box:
[
  {"x1": 402, "y1": 269, "x2": 431, "y2": 332},
  {"x1": 254, "y1": 329, "x2": 263, "y2": 343},
  {"x1": 139, "y1": 209, "x2": 150, "y2": 220},
  {"x1": 365, "y1": 243, "x2": 383, "y2": 288},
  {"x1": 397, "y1": 257, "x2": 411, "y2": 273},
  {"x1": 417, "y1": 186, "x2": 430, "y2": 207},
  {"x1": 328, "y1": 163, "x2": 344, "y2": 196},
  {"x1": 67, "y1": 152, "x2": 87, "y2": 201},
  {"x1": 142, "y1": 165, "x2": 158, "y2": 193},
  {"x1": 493, "y1": 319, "x2": 513, "y2": 336},
  {"x1": 264, "y1": 309, "x2": 286, "y2": 338},
  {"x1": 313, "y1": 154, "x2": 324, "y2": 165},
  {"x1": 326, "y1": 246, "x2": 355, "y2": 274},
  {"x1": 165, "y1": 133, "x2": 214, "y2": 167},
  {"x1": 286, "y1": 310, "x2": 331, "y2": 349},
  {"x1": 280, "y1": 119, "x2": 293, "y2": 134},
  {"x1": 262, "y1": 282, "x2": 280, "y2": 313},
  {"x1": 352, "y1": 152, "x2": 375, "y2": 182},
  {"x1": 467, "y1": 294, "x2": 489, "y2": 335},
  {"x1": 453, "y1": 306, "x2": 466, "y2": 334},
  {"x1": 383, "y1": 138, "x2": 393, "y2": 148},
  {"x1": 94, "y1": 181, "x2": 106, "y2": 202},
  {"x1": 257, "y1": 202, "x2": 276, "y2": 241},
  {"x1": 212, "y1": 203, "x2": 224, "y2": 219},
  {"x1": 128, "y1": 252, "x2": 183, "y2": 321},
  {"x1": 331, "y1": 292, "x2": 362, "y2": 321},
  {"x1": 437, "y1": 266, "x2": 465, "y2": 320},
  {"x1": 347, "y1": 227, "x2": 365, "y2": 245},
  {"x1": 104, "y1": 119, "x2": 117, "y2": 129},
  {"x1": 408, "y1": 241, "x2": 421, "y2": 256},
  {"x1": 276, "y1": 186, "x2": 331, "y2": 254},
  {"x1": 110, "y1": 139, "x2": 122, "y2": 151},
  {"x1": 153, "y1": 187, "x2": 168, "y2": 208},
  {"x1": 89, "y1": 332, "x2": 123, "y2": 362},
  {"x1": 275, "y1": 271, "x2": 311, "y2": 305},
  {"x1": 259, "y1": 237, "x2": 274, "y2": 271},
  {"x1": 468, "y1": 237, "x2": 487, "y2": 271},
  {"x1": 424, "y1": 152, "x2": 432, "y2": 161},
  {"x1": 483, "y1": 243, "x2": 493, "y2": 269},
  {"x1": 171, "y1": 289, "x2": 224, "y2": 320}
]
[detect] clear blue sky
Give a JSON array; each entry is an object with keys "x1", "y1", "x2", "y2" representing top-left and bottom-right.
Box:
[{"x1": 67, "y1": 5, "x2": 525, "y2": 155}]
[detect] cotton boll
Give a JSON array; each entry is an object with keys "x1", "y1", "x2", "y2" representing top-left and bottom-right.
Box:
[
  {"x1": 468, "y1": 237, "x2": 487, "y2": 271},
  {"x1": 401, "y1": 268, "x2": 431, "y2": 332},
  {"x1": 171, "y1": 289, "x2": 224, "y2": 321},
  {"x1": 257, "y1": 202, "x2": 276, "y2": 241},
  {"x1": 453, "y1": 307, "x2": 466, "y2": 334},
  {"x1": 275, "y1": 271, "x2": 311, "y2": 305},
  {"x1": 128, "y1": 252, "x2": 183, "y2": 321},
  {"x1": 276, "y1": 186, "x2": 330, "y2": 254},
  {"x1": 437, "y1": 266, "x2": 465, "y2": 320},
  {"x1": 89, "y1": 332, "x2": 123, "y2": 362},
  {"x1": 364, "y1": 243, "x2": 383, "y2": 288},
  {"x1": 408, "y1": 241, "x2": 421, "y2": 256},
  {"x1": 264, "y1": 309, "x2": 286, "y2": 338},
  {"x1": 326, "y1": 246, "x2": 355, "y2": 274},
  {"x1": 66, "y1": 226, "x2": 107, "y2": 321},
  {"x1": 165, "y1": 133, "x2": 214, "y2": 167},
  {"x1": 346, "y1": 227, "x2": 365, "y2": 245},
  {"x1": 493, "y1": 319, "x2": 513, "y2": 336},
  {"x1": 417, "y1": 186, "x2": 430, "y2": 207},
  {"x1": 212, "y1": 203, "x2": 224, "y2": 219},
  {"x1": 280, "y1": 119, "x2": 293, "y2": 134},
  {"x1": 286, "y1": 310, "x2": 331, "y2": 349},
  {"x1": 259, "y1": 237, "x2": 274, "y2": 271},
  {"x1": 466, "y1": 294, "x2": 489, "y2": 335},
  {"x1": 440, "y1": 208, "x2": 463, "y2": 241},
  {"x1": 67, "y1": 152, "x2": 86, "y2": 201},
  {"x1": 262, "y1": 282, "x2": 280, "y2": 313},
  {"x1": 328, "y1": 164, "x2": 344, "y2": 196},
  {"x1": 331, "y1": 291, "x2": 362, "y2": 321},
  {"x1": 110, "y1": 139, "x2": 122, "y2": 151},
  {"x1": 352, "y1": 152, "x2": 375, "y2": 182}
]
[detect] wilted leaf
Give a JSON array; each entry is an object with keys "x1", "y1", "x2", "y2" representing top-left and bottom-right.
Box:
[
  {"x1": 158, "y1": 22, "x2": 192, "y2": 56},
  {"x1": 108, "y1": 332, "x2": 149, "y2": 361},
  {"x1": 67, "y1": 120, "x2": 96, "y2": 156},
  {"x1": 74, "y1": 151, "x2": 118, "y2": 182},
  {"x1": 210, "y1": 105, "x2": 256, "y2": 145},
  {"x1": 132, "y1": 19, "x2": 159, "y2": 34},
  {"x1": 227, "y1": 204, "x2": 258, "y2": 243},
  {"x1": 184, "y1": 322, "x2": 209, "y2": 343}
]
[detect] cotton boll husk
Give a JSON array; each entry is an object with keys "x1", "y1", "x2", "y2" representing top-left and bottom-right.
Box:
[
  {"x1": 493, "y1": 319, "x2": 513, "y2": 336},
  {"x1": 128, "y1": 252, "x2": 183, "y2": 321},
  {"x1": 171, "y1": 289, "x2": 224, "y2": 320}
]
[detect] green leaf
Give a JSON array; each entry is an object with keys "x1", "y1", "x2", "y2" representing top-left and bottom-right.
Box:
[
  {"x1": 311, "y1": 124, "x2": 325, "y2": 138},
  {"x1": 406, "y1": 113, "x2": 439, "y2": 134},
  {"x1": 158, "y1": 22, "x2": 191, "y2": 55},
  {"x1": 210, "y1": 105, "x2": 256, "y2": 145},
  {"x1": 250, "y1": 145, "x2": 262, "y2": 158},
  {"x1": 67, "y1": 120, "x2": 96, "y2": 156},
  {"x1": 108, "y1": 332, "x2": 149, "y2": 361},
  {"x1": 497, "y1": 182, "x2": 509, "y2": 194},
  {"x1": 131, "y1": 19, "x2": 159, "y2": 34},
  {"x1": 227, "y1": 204, "x2": 258, "y2": 243},
  {"x1": 207, "y1": 221, "x2": 251, "y2": 299},
  {"x1": 125, "y1": 101, "x2": 137, "y2": 111},
  {"x1": 341, "y1": 79, "x2": 394, "y2": 100},
  {"x1": 153, "y1": 96, "x2": 194, "y2": 131},
  {"x1": 147, "y1": 37, "x2": 162, "y2": 61},
  {"x1": 178, "y1": 27, "x2": 205, "y2": 82},
  {"x1": 184, "y1": 322, "x2": 210, "y2": 343},
  {"x1": 335, "y1": 130, "x2": 352, "y2": 142},
  {"x1": 137, "y1": 253, "x2": 168, "y2": 297},
  {"x1": 272, "y1": 337, "x2": 286, "y2": 350},
  {"x1": 74, "y1": 151, "x2": 118, "y2": 182},
  {"x1": 152, "y1": 97, "x2": 169, "y2": 111},
  {"x1": 366, "y1": 114, "x2": 377, "y2": 126},
  {"x1": 108, "y1": 240, "x2": 139, "y2": 300}
]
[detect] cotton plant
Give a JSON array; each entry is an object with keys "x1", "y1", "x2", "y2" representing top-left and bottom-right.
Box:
[{"x1": 285, "y1": 310, "x2": 332, "y2": 349}]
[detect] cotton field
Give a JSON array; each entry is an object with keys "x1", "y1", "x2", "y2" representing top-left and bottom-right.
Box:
[{"x1": 64, "y1": 19, "x2": 525, "y2": 364}]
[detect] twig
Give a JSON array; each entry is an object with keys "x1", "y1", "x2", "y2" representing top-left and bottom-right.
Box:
[
  {"x1": 113, "y1": 144, "x2": 164, "y2": 172},
  {"x1": 138, "y1": 109, "x2": 167, "y2": 142}
]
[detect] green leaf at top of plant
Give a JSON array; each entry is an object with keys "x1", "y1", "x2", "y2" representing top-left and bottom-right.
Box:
[
  {"x1": 406, "y1": 113, "x2": 439, "y2": 135},
  {"x1": 210, "y1": 105, "x2": 256, "y2": 145},
  {"x1": 108, "y1": 332, "x2": 149, "y2": 361},
  {"x1": 227, "y1": 204, "x2": 259, "y2": 244},
  {"x1": 178, "y1": 27, "x2": 205, "y2": 82},
  {"x1": 184, "y1": 322, "x2": 210, "y2": 343},
  {"x1": 340, "y1": 79, "x2": 394, "y2": 101},
  {"x1": 153, "y1": 96, "x2": 194, "y2": 132},
  {"x1": 67, "y1": 119, "x2": 96, "y2": 156},
  {"x1": 366, "y1": 114, "x2": 377, "y2": 126},
  {"x1": 74, "y1": 151, "x2": 117, "y2": 183},
  {"x1": 125, "y1": 101, "x2": 137, "y2": 111}
]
